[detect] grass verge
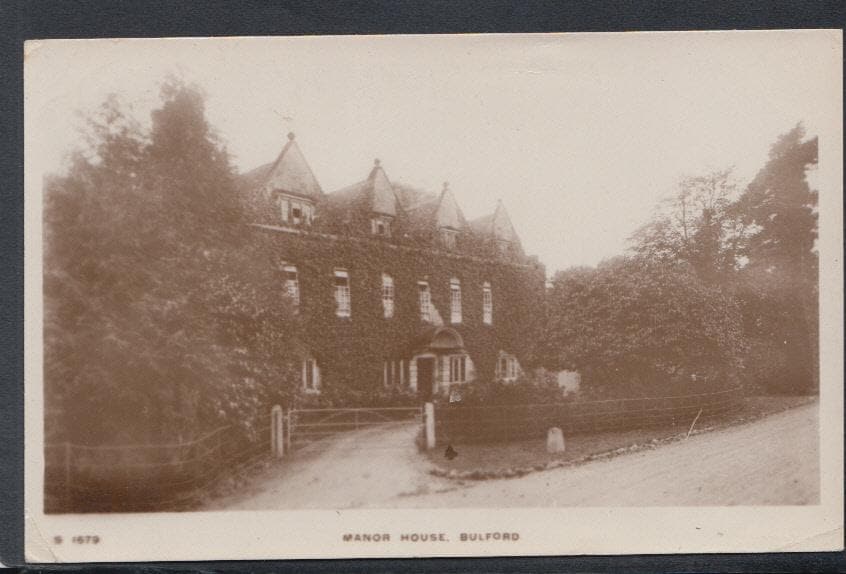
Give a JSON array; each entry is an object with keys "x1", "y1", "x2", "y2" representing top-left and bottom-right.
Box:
[{"x1": 426, "y1": 395, "x2": 816, "y2": 480}]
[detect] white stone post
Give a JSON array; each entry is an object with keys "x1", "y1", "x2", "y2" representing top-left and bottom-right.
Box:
[
  {"x1": 425, "y1": 402, "x2": 436, "y2": 450},
  {"x1": 271, "y1": 405, "x2": 284, "y2": 458}
]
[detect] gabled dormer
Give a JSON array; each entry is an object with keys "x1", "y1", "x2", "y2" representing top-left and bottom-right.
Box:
[
  {"x1": 368, "y1": 159, "x2": 398, "y2": 237},
  {"x1": 434, "y1": 182, "x2": 464, "y2": 250},
  {"x1": 260, "y1": 132, "x2": 323, "y2": 227},
  {"x1": 402, "y1": 181, "x2": 467, "y2": 251},
  {"x1": 325, "y1": 159, "x2": 400, "y2": 238},
  {"x1": 469, "y1": 200, "x2": 522, "y2": 258}
]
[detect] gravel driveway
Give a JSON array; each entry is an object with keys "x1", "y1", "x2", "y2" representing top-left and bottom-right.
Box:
[
  {"x1": 210, "y1": 421, "x2": 453, "y2": 510},
  {"x1": 211, "y1": 402, "x2": 818, "y2": 510}
]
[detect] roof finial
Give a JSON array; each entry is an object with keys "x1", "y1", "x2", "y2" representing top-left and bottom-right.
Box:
[
  {"x1": 443, "y1": 181, "x2": 449, "y2": 191},
  {"x1": 374, "y1": 158, "x2": 381, "y2": 167},
  {"x1": 287, "y1": 132, "x2": 296, "y2": 141}
]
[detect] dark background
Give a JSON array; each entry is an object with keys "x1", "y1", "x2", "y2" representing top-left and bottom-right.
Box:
[{"x1": 1, "y1": 0, "x2": 843, "y2": 570}]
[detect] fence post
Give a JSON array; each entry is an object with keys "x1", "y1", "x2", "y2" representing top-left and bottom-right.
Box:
[
  {"x1": 271, "y1": 405, "x2": 284, "y2": 458},
  {"x1": 424, "y1": 402, "x2": 436, "y2": 450}
]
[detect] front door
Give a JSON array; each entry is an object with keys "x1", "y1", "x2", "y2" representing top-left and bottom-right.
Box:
[{"x1": 416, "y1": 357, "x2": 435, "y2": 401}]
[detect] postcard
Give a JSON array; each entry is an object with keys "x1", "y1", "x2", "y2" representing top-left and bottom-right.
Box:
[{"x1": 23, "y1": 31, "x2": 843, "y2": 562}]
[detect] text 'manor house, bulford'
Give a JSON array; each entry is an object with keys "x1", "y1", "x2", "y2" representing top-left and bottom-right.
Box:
[{"x1": 242, "y1": 133, "x2": 546, "y2": 402}]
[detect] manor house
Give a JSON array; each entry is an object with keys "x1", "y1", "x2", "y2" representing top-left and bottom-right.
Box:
[{"x1": 243, "y1": 133, "x2": 546, "y2": 401}]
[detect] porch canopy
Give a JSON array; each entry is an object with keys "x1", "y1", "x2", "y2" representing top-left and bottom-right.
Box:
[{"x1": 410, "y1": 326, "x2": 465, "y2": 355}]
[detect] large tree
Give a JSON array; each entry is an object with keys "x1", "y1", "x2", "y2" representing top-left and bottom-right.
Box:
[
  {"x1": 626, "y1": 125, "x2": 819, "y2": 394},
  {"x1": 630, "y1": 168, "x2": 745, "y2": 283},
  {"x1": 732, "y1": 124, "x2": 819, "y2": 393},
  {"x1": 44, "y1": 80, "x2": 300, "y2": 445}
]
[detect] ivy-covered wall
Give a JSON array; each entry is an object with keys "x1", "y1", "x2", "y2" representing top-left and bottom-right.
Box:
[{"x1": 254, "y1": 224, "x2": 547, "y2": 403}]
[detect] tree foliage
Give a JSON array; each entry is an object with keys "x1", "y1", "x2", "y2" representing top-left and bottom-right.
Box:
[
  {"x1": 732, "y1": 125, "x2": 819, "y2": 393},
  {"x1": 549, "y1": 124, "x2": 819, "y2": 397},
  {"x1": 630, "y1": 168, "x2": 744, "y2": 282},
  {"x1": 44, "y1": 80, "x2": 300, "y2": 445},
  {"x1": 545, "y1": 258, "x2": 745, "y2": 398}
]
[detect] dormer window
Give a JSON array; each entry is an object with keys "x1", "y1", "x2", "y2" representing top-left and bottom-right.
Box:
[
  {"x1": 371, "y1": 216, "x2": 393, "y2": 237},
  {"x1": 441, "y1": 228, "x2": 458, "y2": 250},
  {"x1": 278, "y1": 194, "x2": 313, "y2": 226},
  {"x1": 497, "y1": 239, "x2": 511, "y2": 256}
]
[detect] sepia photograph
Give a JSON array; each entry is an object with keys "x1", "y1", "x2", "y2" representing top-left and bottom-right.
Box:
[{"x1": 23, "y1": 31, "x2": 842, "y2": 561}]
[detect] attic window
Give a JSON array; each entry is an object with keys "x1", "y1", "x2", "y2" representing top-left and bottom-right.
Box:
[
  {"x1": 279, "y1": 198, "x2": 290, "y2": 222},
  {"x1": 441, "y1": 228, "x2": 458, "y2": 250},
  {"x1": 280, "y1": 197, "x2": 313, "y2": 226},
  {"x1": 497, "y1": 239, "x2": 511, "y2": 256},
  {"x1": 371, "y1": 216, "x2": 392, "y2": 237}
]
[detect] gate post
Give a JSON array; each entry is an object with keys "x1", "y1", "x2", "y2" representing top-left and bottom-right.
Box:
[
  {"x1": 424, "y1": 402, "x2": 436, "y2": 450},
  {"x1": 271, "y1": 405, "x2": 284, "y2": 458},
  {"x1": 285, "y1": 409, "x2": 293, "y2": 453}
]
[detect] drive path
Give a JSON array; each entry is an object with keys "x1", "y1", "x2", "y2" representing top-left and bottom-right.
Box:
[
  {"x1": 211, "y1": 403, "x2": 818, "y2": 509},
  {"x1": 211, "y1": 421, "x2": 453, "y2": 510}
]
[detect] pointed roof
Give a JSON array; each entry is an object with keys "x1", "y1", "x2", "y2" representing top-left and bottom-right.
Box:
[
  {"x1": 404, "y1": 182, "x2": 466, "y2": 234},
  {"x1": 260, "y1": 132, "x2": 323, "y2": 200},
  {"x1": 326, "y1": 159, "x2": 399, "y2": 216},
  {"x1": 369, "y1": 159, "x2": 398, "y2": 216},
  {"x1": 434, "y1": 183, "x2": 463, "y2": 230},
  {"x1": 469, "y1": 200, "x2": 520, "y2": 243}
]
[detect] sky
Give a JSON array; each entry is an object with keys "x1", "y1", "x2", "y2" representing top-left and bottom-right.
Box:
[{"x1": 25, "y1": 31, "x2": 841, "y2": 274}]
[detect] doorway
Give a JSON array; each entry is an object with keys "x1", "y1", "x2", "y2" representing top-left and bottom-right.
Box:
[{"x1": 416, "y1": 357, "x2": 435, "y2": 401}]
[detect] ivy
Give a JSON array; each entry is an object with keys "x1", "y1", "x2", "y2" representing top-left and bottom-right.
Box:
[{"x1": 253, "y1": 226, "x2": 547, "y2": 407}]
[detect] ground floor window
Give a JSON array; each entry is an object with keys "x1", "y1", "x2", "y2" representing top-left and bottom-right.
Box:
[
  {"x1": 448, "y1": 355, "x2": 467, "y2": 383},
  {"x1": 383, "y1": 359, "x2": 406, "y2": 388},
  {"x1": 497, "y1": 353, "x2": 519, "y2": 381},
  {"x1": 303, "y1": 356, "x2": 321, "y2": 393}
]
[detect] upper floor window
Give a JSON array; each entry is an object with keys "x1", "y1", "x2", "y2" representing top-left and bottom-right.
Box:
[
  {"x1": 371, "y1": 216, "x2": 393, "y2": 237},
  {"x1": 497, "y1": 353, "x2": 519, "y2": 381},
  {"x1": 279, "y1": 195, "x2": 313, "y2": 226},
  {"x1": 418, "y1": 282, "x2": 431, "y2": 323},
  {"x1": 482, "y1": 281, "x2": 493, "y2": 325},
  {"x1": 382, "y1": 273, "x2": 395, "y2": 318},
  {"x1": 441, "y1": 228, "x2": 458, "y2": 250},
  {"x1": 283, "y1": 264, "x2": 299, "y2": 307},
  {"x1": 334, "y1": 269, "x2": 351, "y2": 318},
  {"x1": 450, "y1": 278, "x2": 462, "y2": 324}
]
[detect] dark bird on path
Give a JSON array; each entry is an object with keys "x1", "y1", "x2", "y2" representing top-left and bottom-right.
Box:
[{"x1": 444, "y1": 445, "x2": 458, "y2": 460}]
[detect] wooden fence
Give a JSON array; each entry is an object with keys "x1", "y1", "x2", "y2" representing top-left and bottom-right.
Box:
[
  {"x1": 44, "y1": 413, "x2": 272, "y2": 514},
  {"x1": 434, "y1": 387, "x2": 743, "y2": 445},
  {"x1": 287, "y1": 406, "x2": 422, "y2": 450}
]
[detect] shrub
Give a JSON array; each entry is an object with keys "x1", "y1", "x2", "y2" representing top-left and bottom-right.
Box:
[{"x1": 446, "y1": 372, "x2": 566, "y2": 407}]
